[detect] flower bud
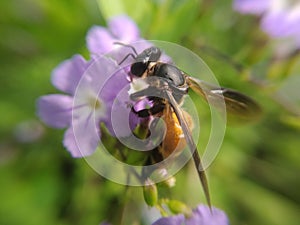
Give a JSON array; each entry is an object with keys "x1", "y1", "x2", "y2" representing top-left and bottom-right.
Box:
[
  {"x1": 166, "y1": 200, "x2": 192, "y2": 217},
  {"x1": 143, "y1": 179, "x2": 158, "y2": 206}
]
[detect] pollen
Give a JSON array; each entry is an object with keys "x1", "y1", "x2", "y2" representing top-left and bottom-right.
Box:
[
  {"x1": 94, "y1": 99, "x2": 102, "y2": 109},
  {"x1": 87, "y1": 95, "x2": 102, "y2": 110}
]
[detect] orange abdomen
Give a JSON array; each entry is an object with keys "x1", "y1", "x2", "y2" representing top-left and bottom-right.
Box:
[{"x1": 158, "y1": 110, "x2": 193, "y2": 159}]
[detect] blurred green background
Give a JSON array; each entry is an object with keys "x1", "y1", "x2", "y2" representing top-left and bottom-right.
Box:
[{"x1": 0, "y1": 0, "x2": 299, "y2": 225}]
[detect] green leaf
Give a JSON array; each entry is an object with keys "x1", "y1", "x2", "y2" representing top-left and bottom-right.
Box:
[{"x1": 97, "y1": 0, "x2": 126, "y2": 19}]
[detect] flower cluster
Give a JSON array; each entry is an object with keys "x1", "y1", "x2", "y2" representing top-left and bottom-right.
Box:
[
  {"x1": 234, "y1": 0, "x2": 300, "y2": 49},
  {"x1": 37, "y1": 15, "x2": 143, "y2": 157}
]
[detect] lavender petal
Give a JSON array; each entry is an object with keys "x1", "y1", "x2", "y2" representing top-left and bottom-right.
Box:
[
  {"x1": 186, "y1": 205, "x2": 229, "y2": 225},
  {"x1": 152, "y1": 205, "x2": 229, "y2": 225},
  {"x1": 86, "y1": 26, "x2": 116, "y2": 55},
  {"x1": 152, "y1": 214, "x2": 184, "y2": 225},
  {"x1": 108, "y1": 15, "x2": 140, "y2": 42},
  {"x1": 262, "y1": 10, "x2": 300, "y2": 38},
  {"x1": 37, "y1": 94, "x2": 73, "y2": 128},
  {"x1": 63, "y1": 116, "x2": 100, "y2": 157},
  {"x1": 51, "y1": 55, "x2": 88, "y2": 95}
]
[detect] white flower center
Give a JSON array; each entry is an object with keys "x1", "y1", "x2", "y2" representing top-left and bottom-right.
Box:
[
  {"x1": 128, "y1": 78, "x2": 149, "y2": 95},
  {"x1": 74, "y1": 87, "x2": 106, "y2": 120},
  {"x1": 87, "y1": 95, "x2": 102, "y2": 110}
]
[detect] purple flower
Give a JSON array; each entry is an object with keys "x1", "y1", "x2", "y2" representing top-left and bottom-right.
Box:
[
  {"x1": 37, "y1": 54, "x2": 130, "y2": 157},
  {"x1": 37, "y1": 16, "x2": 148, "y2": 157},
  {"x1": 152, "y1": 205, "x2": 229, "y2": 225},
  {"x1": 234, "y1": 0, "x2": 300, "y2": 48}
]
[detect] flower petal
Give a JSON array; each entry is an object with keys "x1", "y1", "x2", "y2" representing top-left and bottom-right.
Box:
[
  {"x1": 105, "y1": 100, "x2": 139, "y2": 138},
  {"x1": 187, "y1": 205, "x2": 229, "y2": 225},
  {"x1": 99, "y1": 68, "x2": 142, "y2": 137},
  {"x1": 86, "y1": 26, "x2": 116, "y2": 55},
  {"x1": 152, "y1": 214, "x2": 184, "y2": 225},
  {"x1": 51, "y1": 55, "x2": 88, "y2": 95},
  {"x1": 99, "y1": 68, "x2": 130, "y2": 103},
  {"x1": 63, "y1": 115, "x2": 100, "y2": 157},
  {"x1": 37, "y1": 94, "x2": 73, "y2": 128},
  {"x1": 262, "y1": 9, "x2": 300, "y2": 38},
  {"x1": 108, "y1": 15, "x2": 140, "y2": 42},
  {"x1": 76, "y1": 56, "x2": 123, "y2": 101},
  {"x1": 152, "y1": 205, "x2": 229, "y2": 225}
]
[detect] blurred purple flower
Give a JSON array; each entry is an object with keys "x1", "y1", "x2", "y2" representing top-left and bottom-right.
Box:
[
  {"x1": 152, "y1": 205, "x2": 229, "y2": 225},
  {"x1": 234, "y1": 0, "x2": 300, "y2": 48},
  {"x1": 233, "y1": 0, "x2": 270, "y2": 14},
  {"x1": 14, "y1": 120, "x2": 45, "y2": 143},
  {"x1": 99, "y1": 222, "x2": 111, "y2": 225}
]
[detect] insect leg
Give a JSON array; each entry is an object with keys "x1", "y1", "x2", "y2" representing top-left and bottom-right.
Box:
[
  {"x1": 130, "y1": 86, "x2": 165, "y2": 101},
  {"x1": 117, "y1": 53, "x2": 136, "y2": 65},
  {"x1": 113, "y1": 42, "x2": 138, "y2": 55},
  {"x1": 132, "y1": 102, "x2": 165, "y2": 118},
  {"x1": 113, "y1": 42, "x2": 139, "y2": 65}
]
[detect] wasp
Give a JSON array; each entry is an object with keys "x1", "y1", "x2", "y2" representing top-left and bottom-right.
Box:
[{"x1": 116, "y1": 43, "x2": 261, "y2": 207}]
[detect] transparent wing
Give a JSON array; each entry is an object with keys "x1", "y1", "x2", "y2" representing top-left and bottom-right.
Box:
[
  {"x1": 164, "y1": 90, "x2": 211, "y2": 209},
  {"x1": 186, "y1": 76, "x2": 262, "y2": 121}
]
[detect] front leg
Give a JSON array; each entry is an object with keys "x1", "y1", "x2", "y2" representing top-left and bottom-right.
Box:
[
  {"x1": 130, "y1": 85, "x2": 165, "y2": 102},
  {"x1": 131, "y1": 102, "x2": 166, "y2": 118}
]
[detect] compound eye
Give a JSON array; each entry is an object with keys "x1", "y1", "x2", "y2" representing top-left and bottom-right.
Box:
[{"x1": 131, "y1": 62, "x2": 147, "y2": 77}]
